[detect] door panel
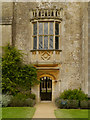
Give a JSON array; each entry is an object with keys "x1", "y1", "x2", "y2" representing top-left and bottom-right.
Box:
[{"x1": 40, "y1": 77, "x2": 52, "y2": 101}]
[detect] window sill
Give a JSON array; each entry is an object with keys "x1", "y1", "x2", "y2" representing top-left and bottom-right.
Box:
[{"x1": 30, "y1": 49, "x2": 62, "y2": 52}]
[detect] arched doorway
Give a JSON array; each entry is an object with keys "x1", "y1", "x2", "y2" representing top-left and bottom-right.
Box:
[{"x1": 40, "y1": 76, "x2": 52, "y2": 101}]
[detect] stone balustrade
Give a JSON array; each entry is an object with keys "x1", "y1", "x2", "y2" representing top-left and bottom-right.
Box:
[{"x1": 31, "y1": 8, "x2": 63, "y2": 20}]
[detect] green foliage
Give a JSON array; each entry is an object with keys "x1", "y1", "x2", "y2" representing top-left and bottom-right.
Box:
[
  {"x1": 2, "y1": 44, "x2": 22, "y2": 94},
  {"x1": 88, "y1": 100, "x2": 90, "y2": 109},
  {"x1": 80, "y1": 100, "x2": 88, "y2": 109},
  {"x1": 2, "y1": 94, "x2": 13, "y2": 107},
  {"x1": 55, "y1": 97, "x2": 61, "y2": 108},
  {"x1": 13, "y1": 92, "x2": 27, "y2": 100},
  {"x1": 2, "y1": 44, "x2": 38, "y2": 95},
  {"x1": 55, "y1": 98, "x2": 79, "y2": 109},
  {"x1": 67, "y1": 100, "x2": 79, "y2": 109},
  {"x1": 55, "y1": 89, "x2": 88, "y2": 109},
  {"x1": 18, "y1": 65, "x2": 39, "y2": 91},
  {"x1": 55, "y1": 97, "x2": 90, "y2": 109},
  {"x1": 55, "y1": 98, "x2": 67, "y2": 109},
  {"x1": 9, "y1": 96, "x2": 25, "y2": 107},
  {"x1": 24, "y1": 98, "x2": 36, "y2": 107},
  {"x1": 17, "y1": 91, "x2": 36, "y2": 100},
  {"x1": 60, "y1": 89, "x2": 88, "y2": 101},
  {"x1": 12, "y1": 92, "x2": 36, "y2": 100},
  {"x1": 29, "y1": 93, "x2": 36, "y2": 100},
  {"x1": 9, "y1": 93, "x2": 36, "y2": 107}
]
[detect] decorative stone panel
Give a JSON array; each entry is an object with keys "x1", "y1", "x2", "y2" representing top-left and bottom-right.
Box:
[
  {"x1": 41, "y1": 51, "x2": 51, "y2": 60},
  {"x1": 30, "y1": 50, "x2": 62, "y2": 64}
]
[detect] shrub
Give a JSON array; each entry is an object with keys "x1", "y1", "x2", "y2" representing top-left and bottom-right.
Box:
[
  {"x1": 24, "y1": 98, "x2": 36, "y2": 107},
  {"x1": 2, "y1": 94, "x2": 13, "y2": 107},
  {"x1": 2, "y1": 44, "x2": 38, "y2": 95},
  {"x1": 55, "y1": 98, "x2": 68, "y2": 109},
  {"x1": 55, "y1": 89, "x2": 88, "y2": 109},
  {"x1": 9, "y1": 97, "x2": 35, "y2": 107},
  {"x1": 9, "y1": 92, "x2": 36, "y2": 107},
  {"x1": 23, "y1": 92, "x2": 36, "y2": 100},
  {"x1": 9, "y1": 96, "x2": 25, "y2": 107},
  {"x1": 80, "y1": 100, "x2": 88, "y2": 109},
  {"x1": 2, "y1": 44, "x2": 22, "y2": 94},
  {"x1": 55, "y1": 97, "x2": 61, "y2": 108},
  {"x1": 0, "y1": 94, "x2": 2, "y2": 107},
  {"x1": 60, "y1": 89, "x2": 88, "y2": 101},
  {"x1": 12, "y1": 92, "x2": 36, "y2": 100},
  {"x1": 67, "y1": 100, "x2": 79, "y2": 109},
  {"x1": 29, "y1": 93, "x2": 36, "y2": 100},
  {"x1": 88, "y1": 100, "x2": 90, "y2": 109},
  {"x1": 13, "y1": 92, "x2": 27, "y2": 100},
  {"x1": 55, "y1": 98, "x2": 79, "y2": 109}
]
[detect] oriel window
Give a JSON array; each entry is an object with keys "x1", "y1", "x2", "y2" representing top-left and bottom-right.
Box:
[{"x1": 33, "y1": 21, "x2": 60, "y2": 50}]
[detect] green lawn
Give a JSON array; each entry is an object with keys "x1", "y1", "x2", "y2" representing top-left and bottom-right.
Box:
[
  {"x1": 55, "y1": 109, "x2": 89, "y2": 118},
  {"x1": 2, "y1": 107, "x2": 36, "y2": 118},
  {"x1": 0, "y1": 108, "x2": 2, "y2": 120}
]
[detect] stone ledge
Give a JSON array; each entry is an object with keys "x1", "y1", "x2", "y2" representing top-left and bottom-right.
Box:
[
  {"x1": 30, "y1": 49, "x2": 62, "y2": 52},
  {"x1": 36, "y1": 67, "x2": 60, "y2": 70},
  {"x1": 0, "y1": 19, "x2": 12, "y2": 25},
  {"x1": 30, "y1": 17, "x2": 62, "y2": 22}
]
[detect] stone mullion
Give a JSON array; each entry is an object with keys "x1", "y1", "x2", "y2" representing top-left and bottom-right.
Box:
[
  {"x1": 47, "y1": 10, "x2": 48, "y2": 16},
  {"x1": 37, "y1": 21, "x2": 39, "y2": 49},
  {"x1": 41, "y1": 10, "x2": 42, "y2": 17},
  {"x1": 54, "y1": 9, "x2": 55, "y2": 17},
  {"x1": 32, "y1": 22, "x2": 33, "y2": 50},
  {"x1": 37, "y1": 9, "x2": 39, "y2": 17},
  {"x1": 36, "y1": 22, "x2": 38, "y2": 63},
  {"x1": 59, "y1": 10, "x2": 60, "y2": 17},
  {"x1": 44, "y1": 10, "x2": 45, "y2": 17},
  {"x1": 34, "y1": 11, "x2": 35, "y2": 17},
  {"x1": 48, "y1": 22, "x2": 49, "y2": 49},
  {"x1": 53, "y1": 21, "x2": 55, "y2": 62},
  {"x1": 43, "y1": 23, "x2": 44, "y2": 49},
  {"x1": 53, "y1": 21, "x2": 55, "y2": 49},
  {"x1": 59, "y1": 23, "x2": 60, "y2": 49}
]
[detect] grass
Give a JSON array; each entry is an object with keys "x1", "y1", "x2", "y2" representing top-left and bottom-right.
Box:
[
  {"x1": 2, "y1": 107, "x2": 36, "y2": 118},
  {"x1": 54, "y1": 109, "x2": 89, "y2": 118},
  {"x1": 0, "y1": 108, "x2": 2, "y2": 120}
]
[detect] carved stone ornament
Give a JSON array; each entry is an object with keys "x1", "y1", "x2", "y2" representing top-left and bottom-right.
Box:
[
  {"x1": 38, "y1": 2, "x2": 54, "y2": 9},
  {"x1": 41, "y1": 51, "x2": 51, "y2": 60}
]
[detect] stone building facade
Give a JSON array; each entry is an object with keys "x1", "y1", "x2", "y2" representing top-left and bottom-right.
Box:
[{"x1": 1, "y1": 2, "x2": 88, "y2": 102}]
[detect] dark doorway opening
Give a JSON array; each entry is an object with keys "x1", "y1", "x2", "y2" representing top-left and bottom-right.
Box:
[{"x1": 40, "y1": 76, "x2": 52, "y2": 101}]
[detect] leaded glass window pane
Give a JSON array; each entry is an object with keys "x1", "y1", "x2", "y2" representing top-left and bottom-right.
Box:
[
  {"x1": 39, "y1": 36, "x2": 43, "y2": 49},
  {"x1": 44, "y1": 23, "x2": 48, "y2": 35},
  {"x1": 49, "y1": 36, "x2": 53, "y2": 49},
  {"x1": 44, "y1": 36, "x2": 48, "y2": 49},
  {"x1": 33, "y1": 23, "x2": 37, "y2": 35},
  {"x1": 55, "y1": 37, "x2": 59, "y2": 49},
  {"x1": 33, "y1": 37, "x2": 37, "y2": 49},
  {"x1": 55, "y1": 23, "x2": 59, "y2": 35},
  {"x1": 49, "y1": 23, "x2": 53, "y2": 35},
  {"x1": 33, "y1": 22, "x2": 60, "y2": 50},
  {"x1": 39, "y1": 23, "x2": 43, "y2": 35}
]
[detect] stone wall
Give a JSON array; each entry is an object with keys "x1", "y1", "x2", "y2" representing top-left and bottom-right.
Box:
[
  {"x1": 81, "y1": 3, "x2": 88, "y2": 94},
  {"x1": 1, "y1": 2, "x2": 88, "y2": 100},
  {"x1": 1, "y1": 2, "x2": 13, "y2": 47}
]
